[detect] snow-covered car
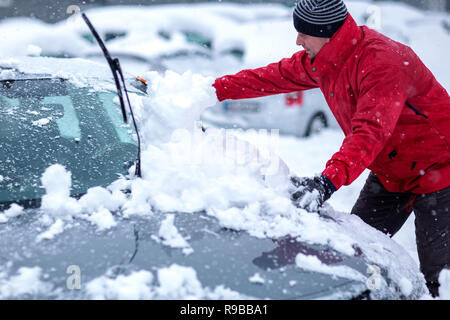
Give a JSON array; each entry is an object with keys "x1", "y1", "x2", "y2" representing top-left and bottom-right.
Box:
[
  {"x1": 61, "y1": 3, "x2": 290, "y2": 56},
  {"x1": 82, "y1": 50, "x2": 168, "y2": 77},
  {"x1": 0, "y1": 57, "x2": 143, "y2": 209},
  {"x1": 0, "y1": 203, "x2": 421, "y2": 300},
  {"x1": 79, "y1": 29, "x2": 244, "y2": 80},
  {"x1": 61, "y1": 5, "x2": 231, "y2": 61},
  {"x1": 52, "y1": 3, "x2": 288, "y2": 78},
  {"x1": 77, "y1": 22, "x2": 214, "y2": 76},
  {"x1": 0, "y1": 56, "x2": 429, "y2": 300}
]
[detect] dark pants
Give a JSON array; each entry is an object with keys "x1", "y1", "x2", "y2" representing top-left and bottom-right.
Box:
[{"x1": 351, "y1": 173, "x2": 450, "y2": 297}]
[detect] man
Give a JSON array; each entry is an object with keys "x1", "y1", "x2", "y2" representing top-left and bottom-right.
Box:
[{"x1": 212, "y1": 0, "x2": 450, "y2": 297}]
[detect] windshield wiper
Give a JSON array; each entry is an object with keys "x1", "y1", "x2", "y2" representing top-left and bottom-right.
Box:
[{"x1": 82, "y1": 13, "x2": 142, "y2": 178}]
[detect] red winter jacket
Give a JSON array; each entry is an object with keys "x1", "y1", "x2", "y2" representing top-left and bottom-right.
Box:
[{"x1": 213, "y1": 14, "x2": 450, "y2": 194}]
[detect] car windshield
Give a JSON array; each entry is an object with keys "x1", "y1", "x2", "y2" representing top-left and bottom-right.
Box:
[{"x1": 0, "y1": 78, "x2": 138, "y2": 208}]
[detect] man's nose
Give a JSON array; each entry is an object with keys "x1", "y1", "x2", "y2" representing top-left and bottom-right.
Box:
[{"x1": 296, "y1": 33, "x2": 305, "y2": 46}]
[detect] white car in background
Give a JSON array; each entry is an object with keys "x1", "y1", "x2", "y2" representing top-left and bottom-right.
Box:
[{"x1": 202, "y1": 89, "x2": 338, "y2": 137}]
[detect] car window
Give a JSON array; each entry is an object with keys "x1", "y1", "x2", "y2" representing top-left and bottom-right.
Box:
[
  {"x1": 81, "y1": 31, "x2": 127, "y2": 44},
  {"x1": 0, "y1": 78, "x2": 138, "y2": 208},
  {"x1": 182, "y1": 31, "x2": 212, "y2": 49}
]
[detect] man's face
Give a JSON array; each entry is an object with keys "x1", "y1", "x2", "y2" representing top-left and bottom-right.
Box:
[{"x1": 296, "y1": 32, "x2": 330, "y2": 58}]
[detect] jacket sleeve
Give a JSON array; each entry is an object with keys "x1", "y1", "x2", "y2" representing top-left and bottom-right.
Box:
[
  {"x1": 213, "y1": 50, "x2": 319, "y2": 102},
  {"x1": 322, "y1": 63, "x2": 409, "y2": 190}
]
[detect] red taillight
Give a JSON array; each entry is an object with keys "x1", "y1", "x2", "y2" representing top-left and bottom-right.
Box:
[{"x1": 285, "y1": 91, "x2": 303, "y2": 107}]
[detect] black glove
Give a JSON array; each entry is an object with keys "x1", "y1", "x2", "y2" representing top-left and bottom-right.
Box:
[{"x1": 289, "y1": 175, "x2": 336, "y2": 212}]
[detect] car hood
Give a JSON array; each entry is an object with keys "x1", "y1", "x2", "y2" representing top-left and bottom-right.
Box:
[
  {"x1": 0, "y1": 210, "x2": 365, "y2": 299},
  {"x1": 0, "y1": 209, "x2": 424, "y2": 300}
]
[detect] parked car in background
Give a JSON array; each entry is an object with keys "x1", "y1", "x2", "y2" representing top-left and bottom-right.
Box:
[
  {"x1": 83, "y1": 50, "x2": 168, "y2": 76},
  {"x1": 60, "y1": 3, "x2": 290, "y2": 57},
  {"x1": 202, "y1": 89, "x2": 339, "y2": 137}
]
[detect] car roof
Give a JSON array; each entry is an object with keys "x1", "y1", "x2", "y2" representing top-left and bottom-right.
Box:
[{"x1": 0, "y1": 56, "x2": 136, "y2": 88}]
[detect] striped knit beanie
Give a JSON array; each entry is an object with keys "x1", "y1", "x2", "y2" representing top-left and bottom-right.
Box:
[{"x1": 293, "y1": 0, "x2": 348, "y2": 38}]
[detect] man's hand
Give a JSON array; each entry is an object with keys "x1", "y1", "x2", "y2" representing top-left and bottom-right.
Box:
[{"x1": 289, "y1": 175, "x2": 336, "y2": 212}]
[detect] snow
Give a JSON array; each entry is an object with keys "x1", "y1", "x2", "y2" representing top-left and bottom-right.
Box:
[
  {"x1": 0, "y1": 266, "x2": 53, "y2": 299},
  {"x1": 157, "y1": 214, "x2": 193, "y2": 255},
  {"x1": 32, "y1": 117, "x2": 52, "y2": 127},
  {"x1": 36, "y1": 219, "x2": 65, "y2": 242},
  {"x1": 86, "y1": 269, "x2": 154, "y2": 300},
  {"x1": 85, "y1": 264, "x2": 247, "y2": 300},
  {"x1": 0, "y1": 69, "x2": 15, "y2": 79},
  {"x1": 439, "y1": 269, "x2": 450, "y2": 300},
  {"x1": 156, "y1": 264, "x2": 204, "y2": 299},
  {"x1": 155, "y1": 264, "x2": 246, "y2": 299},
  {"x1": 295, "y1": 253, "x2": 366, "y2": 282},
  {"x1": 248, "y1": 273, "x2": 265, "y2": 285},
  {"x1": 78, "y1": 186, "x2": 126, "y2": 213},
  {"x1": 398, "y1": 277, "x2": 413, "y2": 297},
  {"x1": 37, "y1": 165, "x2": 124, "y2": 234},
  {"x1": 40, "y1": 164, "x2": 81, "y2": 221},
  {"x1": 138, "y1": 70, "x2": 217, "y2": 144},
  {"x1": 26, "y1": 44, "x2": 42, "y2": 57},
  {"x1": 85, "y1": 208, "x2": 117, "y2": 231},
  {"x1": 0, "y1": 203, "x2": 24, "y2": 223}
]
